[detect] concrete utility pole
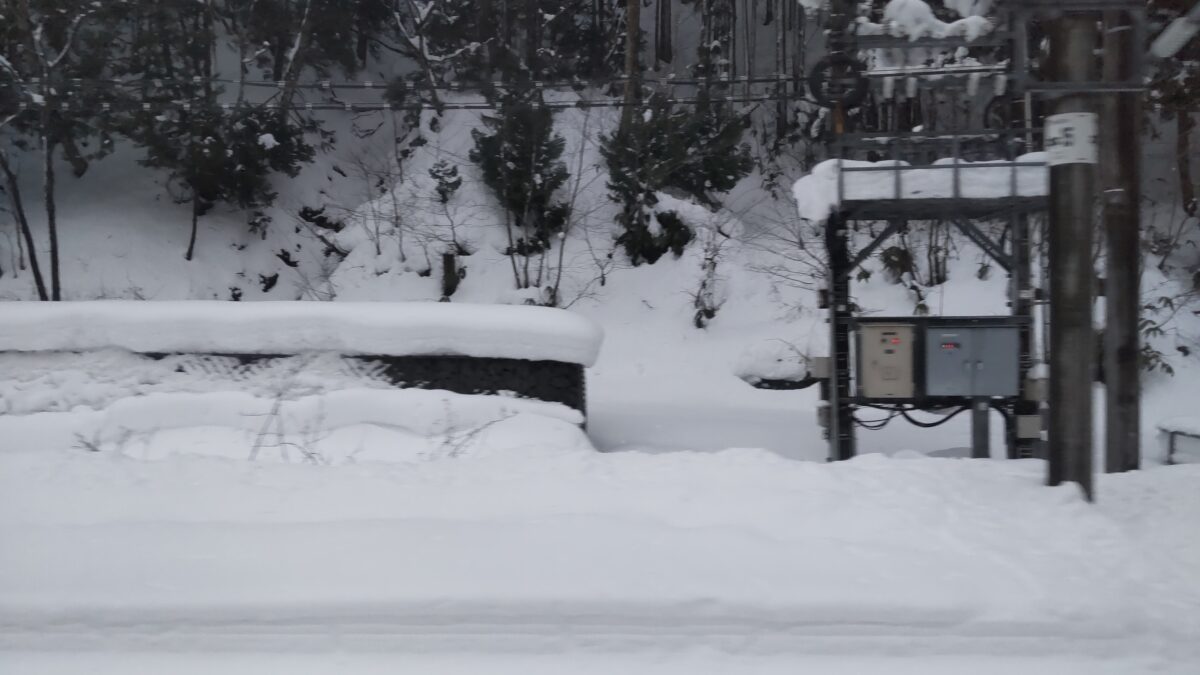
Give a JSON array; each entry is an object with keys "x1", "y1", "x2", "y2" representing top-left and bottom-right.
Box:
[
  {"x1": 1102, "y1": 11, "x2": 1141, "y2": 473},
  {"x1": 1045, "y1": 14, "x2": 1099, "y2": 500}
]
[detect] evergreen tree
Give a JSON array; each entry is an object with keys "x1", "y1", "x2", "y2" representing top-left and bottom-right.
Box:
[
  {"x1": 469, "y1": 88, "x2": 570, "y2": 281},
  {"x1": 600, "y1": 92, "x2": 752, "y2": 265},
  {"x1": 115, "y1": 0, "x2": 316, "y2": 260}
]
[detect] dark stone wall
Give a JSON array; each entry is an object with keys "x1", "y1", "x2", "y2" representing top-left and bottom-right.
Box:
[{"x1": 142, "y1": 352, "x2": 588, "y2": 417}]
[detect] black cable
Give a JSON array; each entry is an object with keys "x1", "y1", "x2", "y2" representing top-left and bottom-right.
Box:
[
  {"x1": 853, "y1": 410, "x2": 898, "y2": 430},
  {"x1": 898, "y1": 406, "x2": 970, "y2": 428}
]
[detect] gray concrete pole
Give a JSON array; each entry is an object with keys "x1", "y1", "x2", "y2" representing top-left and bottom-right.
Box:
[
  {"x1": 971, "y1": 398, "x2": 991, "y2": 459},
  {"x1": 1102, "y1": 11, "x2": 1141, "y2": 473},
  {"x1": 1046, "y1": 14, "x2": 1099, "y2": 500}
]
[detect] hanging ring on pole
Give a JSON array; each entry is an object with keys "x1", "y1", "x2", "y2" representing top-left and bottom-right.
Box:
[{"x1": 807, "y1": 54, "x2": 868, "y2": 109}]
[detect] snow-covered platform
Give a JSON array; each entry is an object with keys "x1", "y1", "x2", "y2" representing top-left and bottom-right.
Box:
[
  {"x1": 793, "y1": 153, "x2": 1049, "y2": 223},
  {"x1": 1, "y1": 446, "x2": 1197, "y2": 669}
]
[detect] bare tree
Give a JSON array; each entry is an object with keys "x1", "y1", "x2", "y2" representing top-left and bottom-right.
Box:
[{"x1": 11, "y1": 0, "x2": 97, "y2": 300}]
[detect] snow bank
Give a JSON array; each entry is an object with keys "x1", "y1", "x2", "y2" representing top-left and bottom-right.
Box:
[
  {"x1": 0, "y1": 301, "x2": 603, "y2": 366},
  {"x1": 792, "y1": 153, "x2": 1047, "y2": 223},
  {"x1": 1, "y1": 449, "x2": 1197, "y2": 662},
  {"x1": 0, "y1": 387, "x2": 585, "y2": 458},
  {"x1": 734, "y1": 340, "x2": 810, "y2": 383}
]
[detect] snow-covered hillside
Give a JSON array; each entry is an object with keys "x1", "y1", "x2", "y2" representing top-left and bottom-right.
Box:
[{"x1": 2, "y1": 94, "x2": 1198, "y2": 458}]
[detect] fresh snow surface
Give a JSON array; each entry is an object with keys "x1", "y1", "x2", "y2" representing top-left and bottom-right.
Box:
[
  {"x1": 0, "y1": 300, "x2": 603, "y2": 366},
  {"x1": 945, "y1": 0, "x2": 994, "y2": 18},
  {"x1": 0, "y1": 387, "x2": 584, "y2": 457},
  {"x1": 3, "y1": 652, "x2": 1195, "y2": 675},
  {"x1": 856, "y1": 0, "x2": 994, "y2": 41},
  {"x1": 1159, "y1": 417, "x2": 1200, "y2": 463},
  {"x1": 1159, "y1": 416, "x2": 1200, "y2": 437},
  {"x1": 792, "y1": 153, "x2": 1047, "y2": 223},
  {"x1": 733, "y1": 339, "x2": 810, "y2": 383},
  {"x1": 1, "y1": 445, "x2": 1198, "y2": 670}
]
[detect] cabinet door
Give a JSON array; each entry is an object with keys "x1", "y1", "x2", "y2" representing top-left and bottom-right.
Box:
[
  {"x1": 924, "y1": 327, "x2": 974, "y2": 397},
  {"x1": 970, "y1": 326, "x2": 1021, "y2": 397},
  {"x1": 860, "y1": 324, "x2": 915, "y2": 398}
]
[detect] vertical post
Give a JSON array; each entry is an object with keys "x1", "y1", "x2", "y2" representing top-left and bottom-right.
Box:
[
  {"x1": 1045, "y1": 15, "x2": 1099, "y2": 500},
  {"x1": 971, "y1": 398, "x2": 991, "y2": 459},
  {"x1": 1010, "y1": 213, "x2": 1037, "y2": 459},
  {"x1": 1102, "y1": 10, "x2": 1141, "y2": 473},
  {"x1": 826, "y1": 213, "x2": 856, "y2": 461}
]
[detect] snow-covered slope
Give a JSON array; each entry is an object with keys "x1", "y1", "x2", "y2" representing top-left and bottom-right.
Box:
[{"x1": 2, "y1": 91, "x2": 1197, "y2": 460}]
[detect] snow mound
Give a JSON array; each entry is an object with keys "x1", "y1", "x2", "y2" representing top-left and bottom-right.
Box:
[
  {"x1": 0, "y1": 387, "x2": 585, "y2": 458},
  {"x1": 734, "y1": 340, "x2": 809, "y2": 383},
  {"x1": 792, "y1": 152, "x2": 1047, "y2": 223},
  {"x1": 0, "y1": 300, "x2": 603, "y2": 366}
]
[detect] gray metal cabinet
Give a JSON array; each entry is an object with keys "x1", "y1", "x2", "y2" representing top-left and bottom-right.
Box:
[{"x1": 924, "y1": 325, "x2": 1020, "y2": 397}]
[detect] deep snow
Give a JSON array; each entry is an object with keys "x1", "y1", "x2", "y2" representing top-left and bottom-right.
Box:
[
  {"x1": 0, "y1": 300, "x2": 603, "y2": 365},
  {"x1": 0, "y1": 444, "x2": 1197, "y2": 669}
]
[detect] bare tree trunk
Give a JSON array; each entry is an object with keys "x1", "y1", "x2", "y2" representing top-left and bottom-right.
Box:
[
  {"x1": 619, "y1": 0, "x2": 641, "y2": 134},
  {"x1": 0, "y1": 151, "x2": 49, "y2": 300},
  {"x1": 277, "y1": 0, "x2": 313, "y2": 121},
  {"x1": 1179, "y1": 113, "x2": 1196, "y2": 217},
  {"x1": 775, "y1": 0, "x2": 786, "y2": 138},
  {"x1": 655, "y1": 0, "x2": 672, "y2": 65},
  {"x1": 525, "y1": 0, "x2": 540, "y2": 75},
  {"x1": 480, "y1": 0, "x2": 494, "y2": 62},
  {"x1": 40, "y1": 108, "x2": 61, "y2": 300},
  {"x1": 186, "y1": 193, "x2": 200, "y2": 261}
]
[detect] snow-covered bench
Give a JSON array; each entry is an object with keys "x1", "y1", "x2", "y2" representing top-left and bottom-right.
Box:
[
  {"x1": 1158, "y1": 417, "x2": 1200, "y2": 465},
  {"x1": 0, "y1": 301, "x2": 603, "y2": 417}
]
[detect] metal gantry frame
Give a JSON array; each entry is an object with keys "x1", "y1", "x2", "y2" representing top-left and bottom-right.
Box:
[{"x1": 813, "y1": 0, "x2": 1070, "y2": 461}]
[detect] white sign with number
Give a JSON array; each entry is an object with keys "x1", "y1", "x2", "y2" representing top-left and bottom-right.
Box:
[{"x1": 1044, "y1": 112, "x2": 1098, "y2": 166}]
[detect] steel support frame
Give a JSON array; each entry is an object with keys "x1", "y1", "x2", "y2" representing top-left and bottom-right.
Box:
[
  {"x1": 826, "y1": 209, "x2": 1036, "y2": 462},
  {"x1": 826, "y1": 213, "x2": 856, "y2": 462},
  {"x1": 819, "y1": 0, "x2": 1047, "y2": 463},
  {"x1": 1009, "y1": 212, "x2": 1039, "y2": 459}
]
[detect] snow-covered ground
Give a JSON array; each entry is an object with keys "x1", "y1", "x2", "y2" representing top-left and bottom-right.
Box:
[
  {"x1": 1, "y1": 441, "x2": 1198, "y2": 672},
  {"x1": 3, "y1": 75, "x2": 1199, "y2": 673}
]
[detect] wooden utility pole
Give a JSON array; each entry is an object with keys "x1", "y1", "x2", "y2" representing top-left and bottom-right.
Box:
[
  {"x1": 1045, "y1": 14, "x2": 1099, "y2": 500},
  {"x1": 1101, "y1": 11, "x2": 1141, "y2": 473}
]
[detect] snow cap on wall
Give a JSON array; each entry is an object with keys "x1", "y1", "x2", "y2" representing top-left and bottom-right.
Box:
[{"x1": 0, "y1": 301, "x2": 605, "y2": 367}]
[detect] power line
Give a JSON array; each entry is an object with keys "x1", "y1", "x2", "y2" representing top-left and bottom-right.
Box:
[
  {"x1": 11, "y1": 90, "x2": 808, "y2": 113},
  {"x1": 20, "y1": 74, "x2": 808, "y2": 92}
]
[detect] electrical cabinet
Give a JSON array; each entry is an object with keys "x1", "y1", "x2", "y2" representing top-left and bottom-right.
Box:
[
  {"x1": 924, "y1": 325, "x2": 1020, "y2": 397},
  {"x1": 858, "y1": 323, "x2": 915, "y2": 398}
]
